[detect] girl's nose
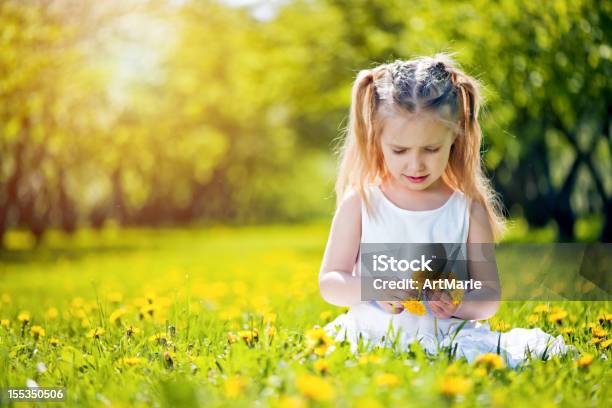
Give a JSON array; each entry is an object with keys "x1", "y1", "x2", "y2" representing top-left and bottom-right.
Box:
[{"x1": 405, "y1": 153, "x2": 425, "y2": 173}]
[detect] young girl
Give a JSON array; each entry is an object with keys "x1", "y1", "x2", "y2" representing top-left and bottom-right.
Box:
[{"x1": 318, "y1": 54, "x2": 569, "y2": 368}]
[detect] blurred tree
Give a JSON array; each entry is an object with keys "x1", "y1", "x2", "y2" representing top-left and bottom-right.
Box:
[{"x1": 0, "y1": 0, "x2": 609, "y2": 246}]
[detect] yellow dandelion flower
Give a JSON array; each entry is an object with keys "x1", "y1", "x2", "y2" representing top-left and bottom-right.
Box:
[
  {"x1": 107, "y1": 292, "x2": 123, "y2": 303},
  {"x1": 369, "y1": 355, "x2": 382, "y2": 364},
  {"x1": 109, "y1": 309, "x2": 126, "y2": 325},
  {"x1": 71, "y1": 297, "x2": 84, "y2": 308},
  {"x1": 319, "y1": 311, "x2": 333, "y2": 322},
  {"x1": 577, "y1": 354, "x2": 593, "y2": 369},
  {"x1": 591, "y1": 337, "x2": 602, "y2": 345},
  {"x1": 17, "y1": 311, "x2": 30, "y2": 324},
  {"x1": 30, "y1": 325, "x2": 45, "y2": 339},
  {"x1": 358, "y1": 354, "x2": 382, "y2": 365},
  {"x1": 474, "y1": 353, "x2": 504, "y2": 371},
  {"x1": 527, "y1": 314, "x2": 539, "y2": 323},
  {"x1": 224, "y1": 375, "x2": 246, "y2": 399},
  {"x1": 263, "y1": 312, "x2": 277, "y2": 324},
  {"x1": 49, "y1": 337, "x2": 60, "y2": 346},
  {"x1": 439, "y1": 376, "x2": 472, "y2": 397},
  {"x1": 599, "y1": 339, "x2": 612, "y2": 349},
  {"x1": 219, "y1": 306, "x2": 241, "y2": 321},
  {"x1": 145, "y1": 291, "x2": 157, "y2": 303},
  {"x1": 139, "y1": 304, "x2": 156, "y2": 318},
  {"x1": 490, "y1": 319, "x2": 511, "y2": 332},
  {"x1": 445, "y1": 364, "x2": 459, "y2": 375},
  {"x1": 305, "y1": 328, "x2": 334, "y2": 356},
  {"x1": 533, "y1": 304, "x2": 550, "y2": 314},
  {"x1": 278, "y1": 396, "x2": 306, "y2": 408},
  {"x1": 474, "y1": 367, "x2": 487, "y2": 376},
  {"x1": 237, "y1": 328, "x2": 259, "y2": 346},
  {"x1": 548, "y1": 311, "x2": 568, "y2": 324},
  {"x1": 81, "y1": 318, "x2": 91, "y2": 328},
  {"x1": 45, "y1": 308, "x2": 58, "y2": 320},
  {"x1": 86, "y1": 301, "x2": 98, "y2": 312},
  {"x1": 265, "y1": 326, "x2": 276, "y2": 338},
  {"x1": 597, "y1": 313, "x2": 612, "y2": 324},
  {"x1": 119, "y1": 357, "x2": 144, "y2": 366},
  {"x1": 87, "y1": 327, "x2": 105, "y2": 339},
  {"x1": 125, "y1": 325, "x2": 141, "y2": 337},
  {"x1": 227, "y1": 332, "x2": 239, "y2": 344},
  {"x1": 314, "y1": 359, "x2": 329, "y2": 374},
  {"x1": 354, "y1": 399, "x2": 385, "y2": 408},
  {"x1": 559, "y1": 327, "x2": 575, "y2": 335},
  {"x1": 1, "y1": 319, "x2": 10, "y2": 328},
  {"x1": 163, "y1": 351, "x2": 174, "y2": 368},
  {"x1": 149, "y1": 332, "x2": 167, "y2": 344},
  {"x1": 402, "y1": 300, "x2": 426, "y2": 316},
  {"x1": 449, "y1": 288, "x2": 464, "y2": 305},
  {"x1": 296, "y1": 374, "x2": 334, "y2": 401},
  {"x1": 374, "y1": 373, "x2": 400, "y2": 387},
  {"x1": 591, "y1": 327, "x2": 608, "y2": 338}
]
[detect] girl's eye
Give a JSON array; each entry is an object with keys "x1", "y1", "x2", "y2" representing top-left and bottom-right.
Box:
[
  {"x1": 425, "y1": 148, "x2": 440, "y2": 153},
  {"x1": 392, "y1": 149, "x2": 406, "y2": 155}
]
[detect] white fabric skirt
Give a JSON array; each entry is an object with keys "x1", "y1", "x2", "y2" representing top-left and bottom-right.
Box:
[{"x1": 324, "y1": 301, "x2": 571, "y2": 368}]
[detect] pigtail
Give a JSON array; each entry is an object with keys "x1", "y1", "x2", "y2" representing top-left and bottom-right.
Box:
[
  {"x1": 447, "y1": 71, "x2": 506, "y2": 239},
  {"x1": 336, "y1": 68, "x2": 385, "y2": 215}
]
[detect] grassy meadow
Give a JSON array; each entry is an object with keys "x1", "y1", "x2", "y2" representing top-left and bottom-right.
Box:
[{"x1": 0, "y1": 224, "x2": 610, "y2": 407}]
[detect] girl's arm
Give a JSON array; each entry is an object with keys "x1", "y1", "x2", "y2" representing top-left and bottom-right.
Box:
[
  {"x1": 452, "y1": 201, "x2": 501, "y2": 320},
  {"x1": 318, "y1": 191, "x2": 363, "y2": 307}
]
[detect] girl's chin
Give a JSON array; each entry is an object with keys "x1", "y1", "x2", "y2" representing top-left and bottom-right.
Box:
[{"x1": 402, "y1": 183, "x2": 429, "y2": 191}]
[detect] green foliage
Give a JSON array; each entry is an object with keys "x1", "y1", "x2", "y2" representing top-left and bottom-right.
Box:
[{"x1": 0, "y1": 0, "x2": 610, "y2": 243}]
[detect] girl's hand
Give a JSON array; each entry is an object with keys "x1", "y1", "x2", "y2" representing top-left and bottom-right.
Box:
[
  {"x1": 375, "y1": 300, "x2": 405, "y2": 314},
  {"x1": 426, "y1": 290, "x2": 459, "y2": 319}
]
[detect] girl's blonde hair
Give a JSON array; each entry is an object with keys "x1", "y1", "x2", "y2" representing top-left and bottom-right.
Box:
[{"x1": 335, "y1": 53, "x2": 505, "y2": 239}]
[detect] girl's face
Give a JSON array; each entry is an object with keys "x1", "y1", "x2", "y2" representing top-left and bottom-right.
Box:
[{"x1": 380, "y1": 112, "x2": 456, "y2": 191}]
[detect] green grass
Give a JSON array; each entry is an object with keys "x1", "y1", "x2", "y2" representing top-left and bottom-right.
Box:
[{"x1": 0, "y1": 224, "x2": 610, "y2": 407}]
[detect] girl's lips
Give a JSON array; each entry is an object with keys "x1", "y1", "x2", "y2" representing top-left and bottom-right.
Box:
[{"x1": 403, "y1": 174, "x2": 429, "y2": 183}]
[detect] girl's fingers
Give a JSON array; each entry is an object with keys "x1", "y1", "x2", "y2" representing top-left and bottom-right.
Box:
[
  {"x1": 379, "y1": 301, "x2": 404, "y2": 314},
  {"x1": 439, "y1": 291, "x2": 453, "y2": 305},
  {"x1": 430, "y1": 305, "x2": 446, "y2": 318},
  {"x1": 429, "y1": 301, "x2": 451, "y2": 317},
  {"x1": 429, "y1": 301, "x2": 443, "y2": 314},
  {"x1": 388, "y1": 288, "x2": 416, "y2": 301},
  {"x1": 391, "y1": 301, "x2": 404, "y2": 314},
  {"x1": 427, "y1": 290, "x2": 452, "y2": 305}
]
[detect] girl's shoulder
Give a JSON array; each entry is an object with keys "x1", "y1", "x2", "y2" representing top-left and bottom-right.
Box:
[
  {"x1": 339, "y1": 184, "x2": 381, "y2": 212},
  {"x1": 334, "y1": 188, "x2": 362, "y2": 226}
]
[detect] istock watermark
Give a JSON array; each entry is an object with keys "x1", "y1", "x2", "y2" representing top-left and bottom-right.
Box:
[
  {"x1": 372, "y1": 254, "x2": 434, "y2": 272},
  {"x1": 359, "y1": 243, "x2": 611, "y2": 302}
]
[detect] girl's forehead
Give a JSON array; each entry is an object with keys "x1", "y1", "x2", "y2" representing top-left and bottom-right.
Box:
[{"x1": 380, "y1": 113, "x2": 453, "y2": 145}]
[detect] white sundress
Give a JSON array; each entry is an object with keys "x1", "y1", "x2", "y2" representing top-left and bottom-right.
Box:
[{"x1": 323, "y1": 185, "x2": 570, "y2": 368}]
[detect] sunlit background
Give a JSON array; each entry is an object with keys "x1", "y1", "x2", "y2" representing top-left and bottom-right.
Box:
[
  {"x1": 1, "y1": 2, "x2": 611, "y2": 406},
  {"x1": 0, "y1": 0, "x2": 610, "y2": 246}
]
